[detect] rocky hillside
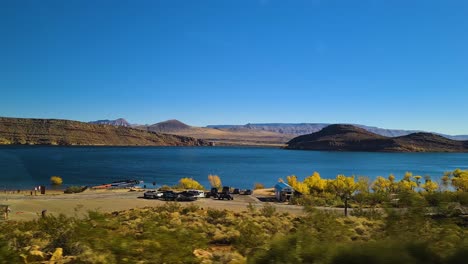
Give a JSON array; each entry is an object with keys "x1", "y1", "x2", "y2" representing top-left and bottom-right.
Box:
[
  {"x1": 89, "y1": 118, "x2": 131, "y2": 127},
  {"x1": 0, "y1": 117, "x2": 208, "y2": 146},
  {"x1": 287, "y1": 124, "x2": 468, "y2": 152}
]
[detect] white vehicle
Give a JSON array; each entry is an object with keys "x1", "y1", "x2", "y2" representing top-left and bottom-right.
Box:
[{"x1": 187, "y1": 189, "x2": 205, "y2": 198}]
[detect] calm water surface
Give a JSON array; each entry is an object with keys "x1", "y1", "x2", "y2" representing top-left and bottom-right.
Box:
[{"x1": 0, "y1": 146, "x2": 467, "y2": 189}]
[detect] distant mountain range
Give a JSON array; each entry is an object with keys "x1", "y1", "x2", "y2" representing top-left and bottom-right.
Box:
[
  {"x1": 1, "y1": 116, "x2": 467, "y2": 150},
  {"x1": 208, "y1": 123, "x2": 468, "y2": 141},
  {"x1": 0, "y1": 117, "x2": 208, "y2": 146},
  {"x1": 132, "y1": 120, "x2": 290, "y2": 146},
  {"x1": 87, "y1": 118, "x2": 468, "y2": 145},
  {"x1": 286, "y1": 124, "x2": 468, "y2": 152},
  {"x1": 89, "y1": 118, "x2": 131, "y2": 127}
]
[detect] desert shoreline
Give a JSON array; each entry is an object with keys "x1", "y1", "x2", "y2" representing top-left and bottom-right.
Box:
[{"x1": 0, "y1": 188, "x2": 307, "y2": 221}]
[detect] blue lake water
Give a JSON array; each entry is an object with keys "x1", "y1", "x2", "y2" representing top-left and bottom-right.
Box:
[{"x1": 0, "y1": 146, "x2": 467, "y2": 190}]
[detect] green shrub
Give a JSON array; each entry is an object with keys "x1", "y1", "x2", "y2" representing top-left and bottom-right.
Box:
[
  {"x1": 454, "y1": 192, "x2": 468, "y2": 206},
  {"x1": 291, "y1": 195, "x2": 327, "y2": 206},
  {"x1": 350, "y1": 207, "x2": 383, "y2": 220},
  {"x1": 0, "y1": 240, "x2": 21, "y2": 264},
  {"x1": 331, "y1": 242, "x2": 442, "y2": 264},
  {"x1": 260, "y1": 203, "x2": 277, "y2": 217},
  {"x1": 64, "y1": 186, "x2": 87, "y2": 194},
  {"x1": 247, "y1": 202, "x2": 257, "y2": 214},
  {"x1": 206, "y1": 208, "x2": 228, "y2": 224},
  {"x1": 181, "y1": 204, "x2": 200, "y2": 215}
]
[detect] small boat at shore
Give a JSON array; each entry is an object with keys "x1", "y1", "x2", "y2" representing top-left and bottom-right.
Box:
[
  {"x1": 92, "y1": 184, "x2": 112, "y2": 189},
  {"x1": 92, "y1": 179, "x2": 141, "y2": 189}
]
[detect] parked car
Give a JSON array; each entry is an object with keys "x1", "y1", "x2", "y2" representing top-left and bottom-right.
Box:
[
  {"x1": 187, "y1": 189, "x2": 205, "y2": 198},
  {"x1": 218, "y1": 186, "x2": 233, "y2": 200},
  {"x1": 176, "y1": 191, "x2": 197, "y2": 202},
  {"x1": 205, "y1": 187, "x2": 219, "y2": 199},
  {"x1": 161, "y1": 191, "x2": 178, "y2": 201},
  {"x1": 143, "y1": 190, "x2": 162, "y2": 199},
  {"x1": 242, "y1": 189, "x2": 253, "y2": 195}
]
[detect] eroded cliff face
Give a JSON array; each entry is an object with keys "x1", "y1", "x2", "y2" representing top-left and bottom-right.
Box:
[
  {"x1": 287, "y1": 124, "x2": 468, "y2": 153},
  {"x1": 0, "y1": 117, "x2": 208, "y2": 146}
]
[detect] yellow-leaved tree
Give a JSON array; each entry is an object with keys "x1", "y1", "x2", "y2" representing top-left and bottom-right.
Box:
[
  {"x1": 421, "y1": 176, "x2": 438, "y2": 193},
  {"x1": 328, "y1": 175, "x2": 357, "y2": 216},
  {"x1": 208, "y1": 174, "x2": 222, "y2": 189},
  {"x1": 286, "y1": 175, "x2": 309, "y2": 195},
  {"x1": 303, "y1": 172, "x2": 327, "y2": 195},
  {"x1": 178, "y1": 178, "x2": 204, "y2": 190},
  {"x1": 388, "y1": 174, "x2": 397, "y2": 193},
  {"x1": 451, "y1": 169, "x2": 468, "y2": 192},
  {"x1": 398, "y1": 172, "x2": 417, "y2": 192},
  {"x1": 372, "y1": 176, "x2": 391, "y2": 193},
  {"x1": 50, "y1": 176, "x2": 63, "y2": 185}
]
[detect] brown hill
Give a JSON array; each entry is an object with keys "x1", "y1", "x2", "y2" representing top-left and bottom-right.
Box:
[
  {"x1": 146, "y1": 119, "x2": 191, "y2": 133},
  {"x1": 287, "y1": 124, "x2": 468, "y2": 152},
  {"x1": 0, "y1": 117, "x2": 208, "y2": 146}
]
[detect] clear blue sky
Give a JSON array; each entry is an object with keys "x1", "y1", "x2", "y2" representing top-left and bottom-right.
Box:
[{"x1": 1, "y1": 0, "x2": 467, "y2": 134}]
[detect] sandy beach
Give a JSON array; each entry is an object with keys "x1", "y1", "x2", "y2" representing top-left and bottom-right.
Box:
[{"x1": 1, "y1": 188, "x2": 305, "y2": 221}]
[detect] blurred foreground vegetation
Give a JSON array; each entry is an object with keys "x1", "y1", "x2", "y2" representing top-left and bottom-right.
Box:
[
  {"x1": 1, "y1": 169, "x2": 467, "y2": 263},
  {"x1": 1, "y1": 199, "x2": 467, "y2": 264}
]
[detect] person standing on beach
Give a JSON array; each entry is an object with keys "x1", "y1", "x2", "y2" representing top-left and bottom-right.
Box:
[{"x1": 4, "y1": 206, "x2": 11, "y2": 220}]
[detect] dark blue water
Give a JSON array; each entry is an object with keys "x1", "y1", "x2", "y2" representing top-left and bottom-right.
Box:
[{"x1": 0, "y1": 146, "x2": 467, "y2": 190}]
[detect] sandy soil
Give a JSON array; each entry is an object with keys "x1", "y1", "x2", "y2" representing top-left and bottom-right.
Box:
[{"x1": 0, "y1": 188, "x2": 305, "y2": 221}]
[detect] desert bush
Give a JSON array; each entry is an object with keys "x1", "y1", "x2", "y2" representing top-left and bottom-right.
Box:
[
  {"x1": 0, "y1": 239, "x2": 21, "y2": 264},
  {"x1": 158, "y1": 185, "x2": 172, "y2": 191},
  {"x1": 247, "y1": 202, "x2": 257, "y2": 214},
  {"x1": 50, "y1": 176, "x2": 63, "y2": 185},
  {"x1": 254, "y1": 183, "x2": 265, "y2": 190},
  {"x1": 159, "y1": 202, "x2": 182, "y2": 213},
  {"x1": 206, "y1": 208, "x2": 228, "y2": 224},
  {"x1": 350, "y1": 207, "x2": 383, "y2": 220},
  {"x1": 181, "y1": 204, "x2": 200, "y2": 215},
  {"x1": 64, "y1": 186, "x2": 87, "y2": 194},
  {"x1": 260, "y1": 203, "x2": 276, "y2": 217},
  {"x1": 396, "y1": 191, "x2": 427, "y2": 208},
  {"x1": 453, "y1": 191, "x2": 468, "y2": 206},
  {"x1": 330, "y1": 242, "x2": 442, "y2": 264},
  {"x1": 235, "y1": 219, "x2": 270, "y2": 256},
  {"x1": 291, "y1": 195, "x2": 328, "y2": 206}
]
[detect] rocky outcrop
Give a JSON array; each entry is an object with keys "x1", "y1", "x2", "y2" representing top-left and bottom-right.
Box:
[
  {"x1": 0, "y1": 117, "x2": 209, "y2": 146},
  {"x1": 88, "y1": 118, "x2": 131, "y2": 127}
]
